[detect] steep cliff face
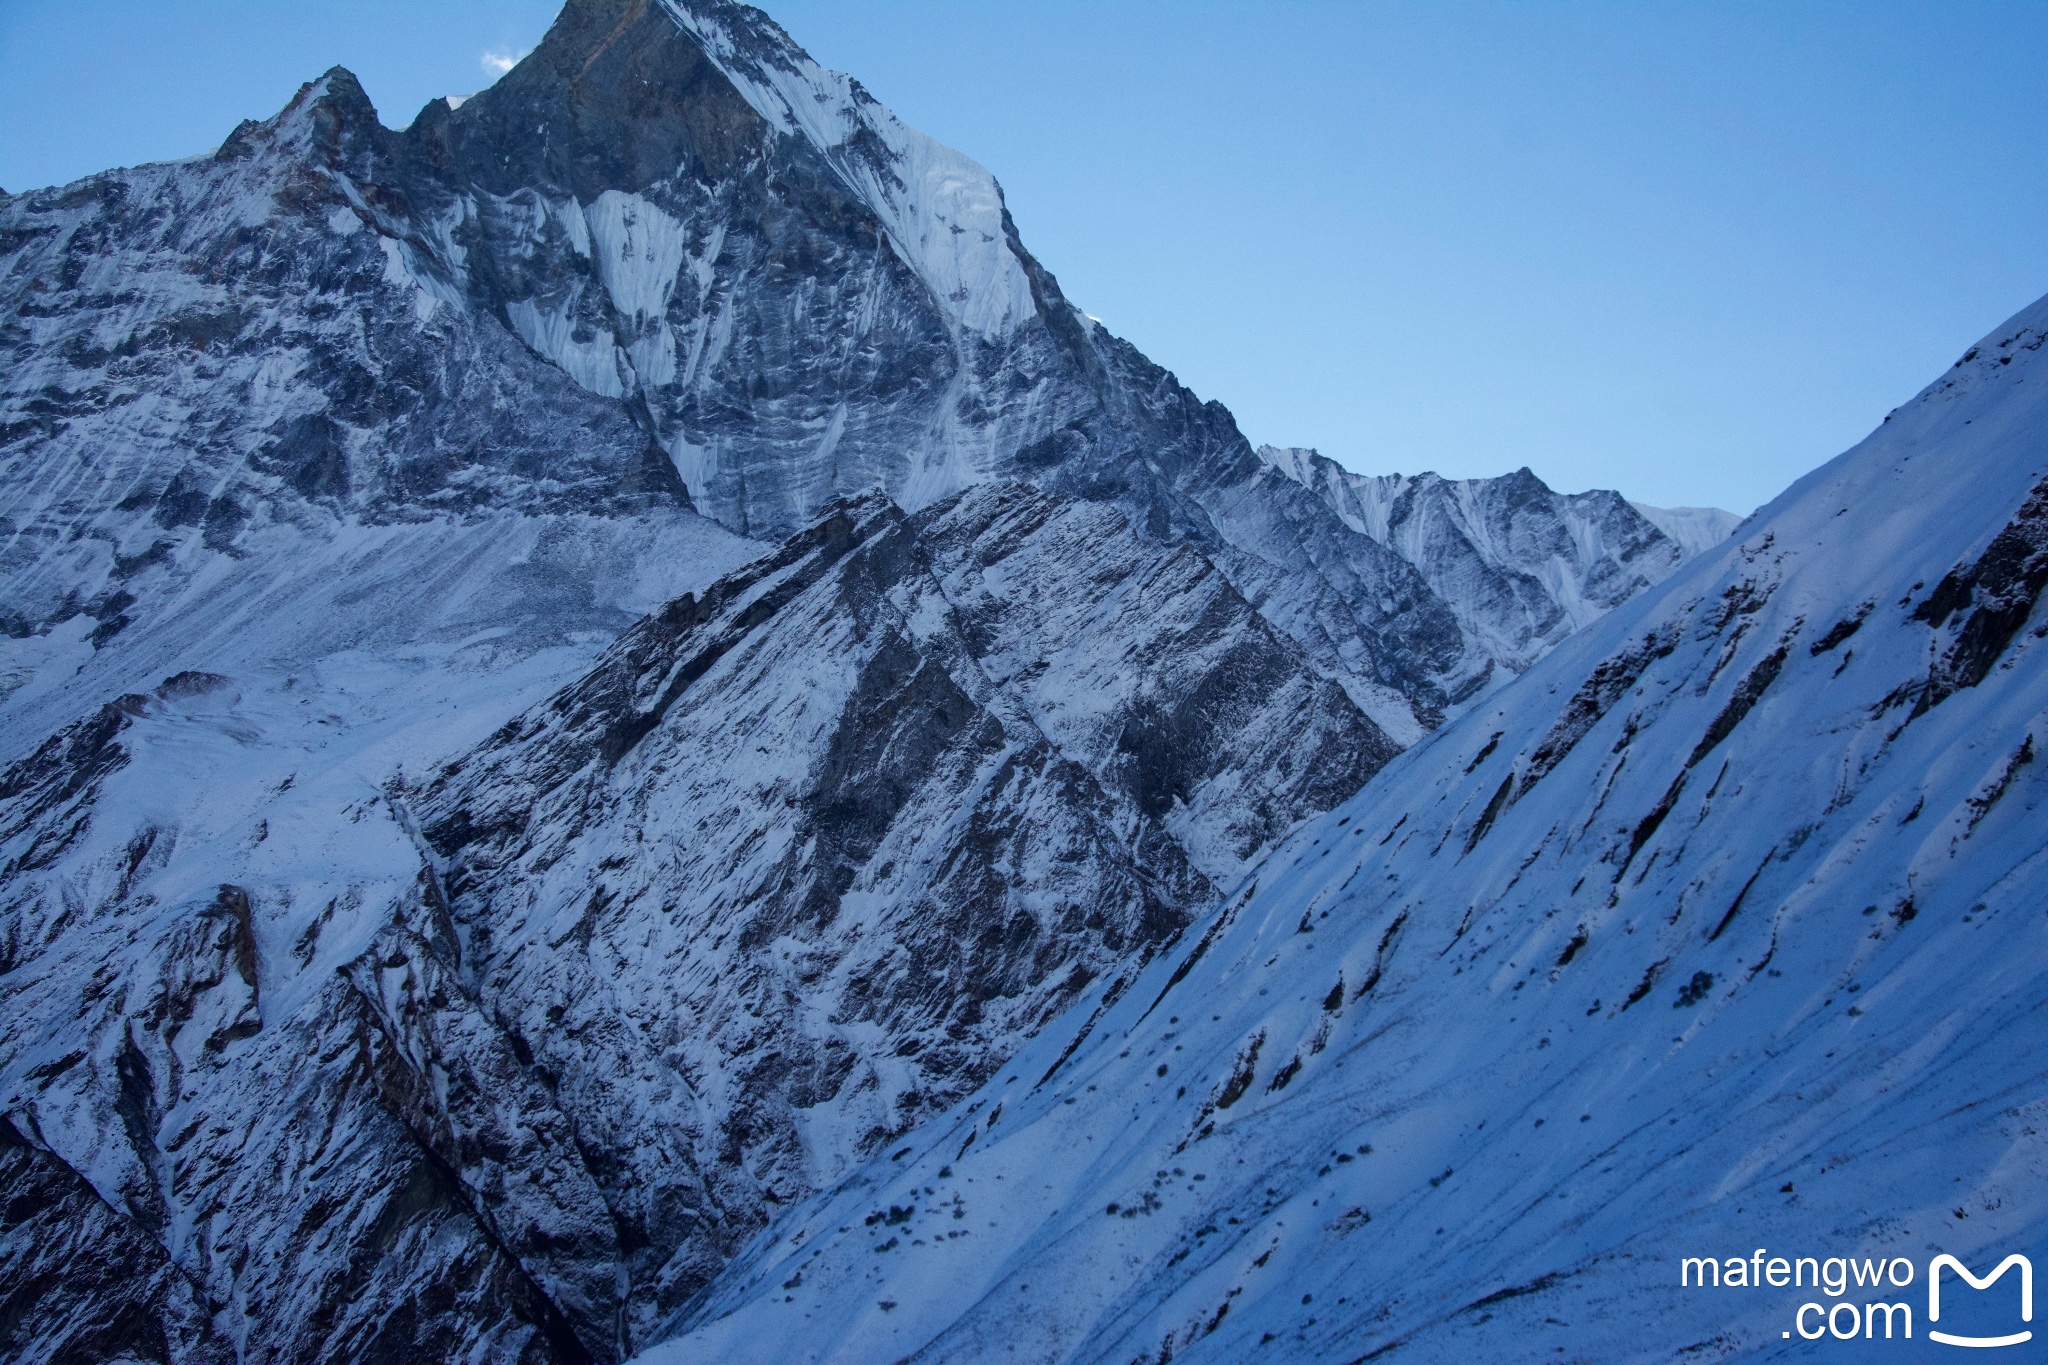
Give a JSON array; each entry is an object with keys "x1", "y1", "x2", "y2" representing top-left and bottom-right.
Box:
[
  {"x1": 656, "y1": 297, "x2": 2048, "y2": 1365},
  {"x1": 1257, "y1": 444, "x2": 1732, "y2": 676},
  {"x1": 0, "y1": 0, "x2": 1711, "y2": 745},
  {"x1": 0, "y1": 481, "x2": 1394, "y2": 1357},
  {"x1": 0, "y1": 1, "x2": 1727, "y2": 1359},
  {"x1": 411, "y1": 484, "x2": 1395, "y2": 1334}
]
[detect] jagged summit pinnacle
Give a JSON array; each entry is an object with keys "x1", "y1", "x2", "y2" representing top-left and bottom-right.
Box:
[
  {"x1": 222, "y1": 3, "x2": 807, "y2": 199},
  {"x1": 0, "y1": 0, "x2": 1711, "y2": 725},
  {"x1": 405, "y1": 0, "x2": 770, "y2": 196},
  {"x1": 213, "y1": 66, "x2": 386, "y2": 169},
  {"x1": 0, "y1": 0, "x2": 1772, "y2": 1358}
]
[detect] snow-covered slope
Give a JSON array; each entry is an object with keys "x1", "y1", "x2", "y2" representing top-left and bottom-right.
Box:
[
  {"x1": 652, "y1": 299, "x2": 2048, "y2": 1363},
  {"x1": 1259, "y1": 445, "x2": 1713, "y2": 675},
  {"x1": 0, "y1": 0, "x2": 1706, "y2": 749},
  {"x1": 0, "y1": 479, "x2": 1397, "y2": 1357},
  {"x1": 1632, "y1": 501, "x2": 1744, "y2": 557},
  {"x1": 0, "y1": 1, "x2": 1744, "y2": 1358}
]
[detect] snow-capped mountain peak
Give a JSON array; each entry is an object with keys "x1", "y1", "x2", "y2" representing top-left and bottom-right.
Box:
[
  {"x1": 656, "y1": 0, "x2": 1037, "y2": 340},
  {"x1": 650, "y1": 289, "x2": 2048, "y2": 1365},
  {"x1": 1255, "y1": 443, "x2": 1722, "y2": 676},
  {"x1": 0, "y1": 2, "x2": 1840, "y2": 1360}
]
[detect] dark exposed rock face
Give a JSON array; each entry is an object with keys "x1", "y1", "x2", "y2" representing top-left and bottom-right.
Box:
[
  {"x1": 0, "y1": 487, "x2": 1393, "y2": 1356},
  {"x1": 407, "y1": 0, "x2": 769, "y2": 199},
  {"x1": 0, "y1": 694, "x2": 140, "y2": 881},
  {"x1": 0, "y1": 1115, "x2": 232, "y2": 1365},
  {"x1": 413, "y1": 485, "x2": 1395, "y2": 1333},
  {"x1": 0, "y1": 0, "x2": 1707, "y2": 732},
  {"x1": 1911, "y1": 474, "x2": 2048, "y2": 712},
  {"x1": 0, "y1": 1, "x2": 1714, "y2": 1359}
]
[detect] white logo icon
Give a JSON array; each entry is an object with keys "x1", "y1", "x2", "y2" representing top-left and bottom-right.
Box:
[{"x1": 1929, "y1": 1253, "x2": 2033, "y2": 1349}]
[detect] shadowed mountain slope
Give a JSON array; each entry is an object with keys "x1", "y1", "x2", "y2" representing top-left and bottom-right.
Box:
[
  {"x1": 654, "y1": 295, "x2": 2048, "y2": 1365},
  {"x1": 0, "y1": 1, "x2": 1731, "y2": 1358}
]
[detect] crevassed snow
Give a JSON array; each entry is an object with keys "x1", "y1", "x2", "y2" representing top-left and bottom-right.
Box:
[
  {"x1": 657, "y1": 0, "x2": 1036, "y2": 341},
  {"x1": 552, "y1": 194, "x2": 593, "y2": 257},
  {"x1": 585, "y1": 190, "x2": 690, "y2": 323},
  {"x1": 379, "y1": 234, "x2": 463, "y2": 322},
  {"x1": 624, "y1": 325, "x2": 679, "y2": 390},
  {"x1": 668, "y1": 431, "x2": 715, "y2": 495}
]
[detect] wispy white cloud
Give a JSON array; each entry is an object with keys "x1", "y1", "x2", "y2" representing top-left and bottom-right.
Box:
[{"x1": 481, "y1": 48, "x2": 527, "y2": 78}]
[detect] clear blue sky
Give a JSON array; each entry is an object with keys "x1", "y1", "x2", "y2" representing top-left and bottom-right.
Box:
[{"x1": 3, "y1": 2, "x2": 2044, "y2": 513}]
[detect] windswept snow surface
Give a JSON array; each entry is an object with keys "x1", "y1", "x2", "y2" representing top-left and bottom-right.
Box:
[
  {"x1": 651, "y1": 300, "x2": 2048, "y2": 1363},
  {"x1": 1258, "y1": 445, "x2": 1701, "y2": 676},
  {"x1": 0, "y1": 0, "x2": 1712, "y2": 765},
  {"x1": 0, "y1": 0, "x2": 1811, "y2": 1354},
  {"x1": 1632, "y1": 501, "x2": 1744, "y2": 557}
]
